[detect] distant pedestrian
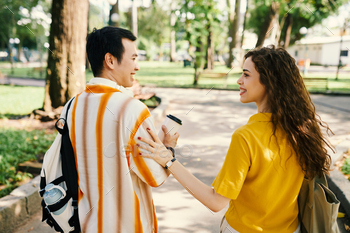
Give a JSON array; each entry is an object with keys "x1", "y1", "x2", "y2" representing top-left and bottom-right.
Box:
[{"x1": 136, "y1": 45, "x2": 334, "y2": 233}]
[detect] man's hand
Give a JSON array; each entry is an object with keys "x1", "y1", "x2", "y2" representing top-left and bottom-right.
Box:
[{"x1": 162, "y1": 125, "x2": 180, "y2": 148}]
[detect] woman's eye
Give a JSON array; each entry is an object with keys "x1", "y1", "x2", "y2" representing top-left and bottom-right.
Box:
[{"x1": 244, "y1": 73, "x2": 248, "y2": 77}]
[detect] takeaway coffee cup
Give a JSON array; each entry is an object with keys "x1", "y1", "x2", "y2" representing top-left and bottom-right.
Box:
[{"x1": 158, "y1": 114, "x2": 182, "y2": 142}]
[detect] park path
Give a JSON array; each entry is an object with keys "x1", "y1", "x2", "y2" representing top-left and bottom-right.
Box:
[
  {"x1": 0, "y1": 77, "x2": 45, "y2": 87},
  {"x1": 10, "y1": 86, "x2": 350, "y2": 233}
]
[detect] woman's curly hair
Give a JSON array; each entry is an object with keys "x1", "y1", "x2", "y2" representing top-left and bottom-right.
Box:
[{"x1": 245, "y1": 45, "x2": 334, "y2": 179}]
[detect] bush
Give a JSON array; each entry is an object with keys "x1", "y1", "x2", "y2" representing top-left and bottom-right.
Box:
[
  {"x1": 341, "y1": 157, "x2": 350, "y2": 181},
  {"x1": 0, "y1": 128, "x2": 56, "y2": 189}
]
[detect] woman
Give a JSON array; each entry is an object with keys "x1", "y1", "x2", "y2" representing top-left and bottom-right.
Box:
[{"x1": 136, "y1": 45, "x2": 334, "y2": 233}]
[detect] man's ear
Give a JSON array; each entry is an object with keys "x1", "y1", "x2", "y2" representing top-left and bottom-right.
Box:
[{"x1": 104, "y1": 53, "x2": 114, "y2": 70}]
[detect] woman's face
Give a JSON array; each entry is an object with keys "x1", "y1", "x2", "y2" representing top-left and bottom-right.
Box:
[{"x1": 237, "y1": 57, "x2": 269, "y2": 112}]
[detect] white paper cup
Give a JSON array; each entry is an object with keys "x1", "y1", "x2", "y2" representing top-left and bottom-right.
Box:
[{"x1": 158, "y1": 114, "x2": 182, "y2": 142}]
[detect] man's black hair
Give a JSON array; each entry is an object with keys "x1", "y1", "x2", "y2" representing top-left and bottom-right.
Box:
[{"x1": 86, "y1": 26, "x2": 137, "y2": 77}]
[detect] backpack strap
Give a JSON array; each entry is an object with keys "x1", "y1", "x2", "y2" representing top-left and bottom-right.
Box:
[
  {"x1": 40, "y1": 97, "x2": 75, "y2": 194},
  {"x1": 60, "y1": 97, "x2": 81, "y2": 232},
  {"x1": 44, "y1": 192, "x2": 71, "y2": 213},
  {"x1": 39, "y1": 176, "x2": 65, "y2": 197},
  {"x1": 40, "y1": 97, "x2": 80, "y2": 233},
  {"x1": 42, "y1": 199, "x2": 65, "y2": 233}
]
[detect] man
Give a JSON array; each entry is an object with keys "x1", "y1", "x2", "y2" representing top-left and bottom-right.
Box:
[{"x1": 67, "y1": 26, "x2": 178, "y2": 233}]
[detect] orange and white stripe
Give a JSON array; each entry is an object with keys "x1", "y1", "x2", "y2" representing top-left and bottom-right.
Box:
[{"x1": 67, "y1": 78, "x2": 168, "y2": 233}]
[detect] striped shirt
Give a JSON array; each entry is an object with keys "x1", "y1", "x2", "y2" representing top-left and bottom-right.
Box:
[{"x1": 67, "y1": 78, "x2": 168, "y2": 233}]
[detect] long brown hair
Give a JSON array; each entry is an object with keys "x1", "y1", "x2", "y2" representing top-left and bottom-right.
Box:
[{"x1": 244, "y1": 45, "x2": 334, "y2": 179}]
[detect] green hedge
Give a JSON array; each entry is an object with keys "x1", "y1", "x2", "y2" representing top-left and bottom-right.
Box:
[{"x1": 0, "y1": 128, "x2": 56, "y2": 197}]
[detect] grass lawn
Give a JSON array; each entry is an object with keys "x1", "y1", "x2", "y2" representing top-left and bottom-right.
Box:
[
  {"x1": 0, "y1": 85, "x2": 54, "y2": 197},
  {"x1": 134, "y1": 61, "x2": 242, "y2": 89},
  {"x1": 1, "y1": 66, "x2": 45, "y2": 79},
  {"x1": 302, "y1": 73, "x2": 350, "y2": 93},
  {"x1": 86, "y1": 61, "x2": 242, "y2": 89},
  {"x1": 0, "y1": 85, "x2": 45, "y2": 118},
  {"x1": 2, "y1": 61, "x2": 350, "y2": 92}
]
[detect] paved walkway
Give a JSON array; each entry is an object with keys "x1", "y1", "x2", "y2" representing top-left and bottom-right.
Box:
[
  {"x1": 0, "y1": 77, "x2": 45, "y2": 87},
  {"x1": 10, "y1": 87, "x2": 350, "y2": 233}
]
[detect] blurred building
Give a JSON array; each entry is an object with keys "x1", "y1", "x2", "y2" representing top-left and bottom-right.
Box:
[{"x1": 287, "y1": 36, "x2": 350, "y2": 66}]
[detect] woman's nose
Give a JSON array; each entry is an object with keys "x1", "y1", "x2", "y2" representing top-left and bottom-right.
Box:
[{"x1": 237, "y1": 75, "x2": 243, "y2": 85}]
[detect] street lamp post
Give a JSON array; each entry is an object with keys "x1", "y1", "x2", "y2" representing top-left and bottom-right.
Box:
[
  {"x1": 336, "y1": 19, "x2": 349, "y2": 81},
  {"x1": 299, "y1": 27, "x2": 308, "y2": 75}
]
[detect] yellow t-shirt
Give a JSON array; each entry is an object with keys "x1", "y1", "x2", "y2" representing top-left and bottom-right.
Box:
[{"x1": 212, "y1": 113, "x2": 304, "y2": 233}]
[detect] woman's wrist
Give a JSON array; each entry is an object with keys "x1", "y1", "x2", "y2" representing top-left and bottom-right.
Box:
[{"x1": 166, "y1": 146, "x2": 175, "y2": 157}]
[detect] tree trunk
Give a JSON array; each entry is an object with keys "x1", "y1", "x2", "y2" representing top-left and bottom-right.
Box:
[
  {"x1": 205, "y1": 24, "x2": 214, "y2": 70},
  {"x1": 227, "y1": 0, "x2": 241, "y2": 67},
  {"x1": 109, "y1": 0, "x2": 119, "y2": 27},
  {"x1": 283, "y1": 13, "x2": 293, "y2": 49},
  {"x1": 43, "y1": 0, "x2": 89, "y2": 112},
  {"x1": 274, "y1": 14, "x2": 285, "y2": 47},
  {"x1": 232, "y1": 0, "x2": 241, "y2": 49},
  {"x1": 132, "y1": 0, "x2": 137, "y2": 37},
  {"x1": 17, "y1": 42, "x2": 22, "y2": 62},
  {"x1": 277, "y1": 13, "x2": 287, "y2": 47},
  {"x1": 158, "y1": 36, "x2": 163, "y2": 62},
  {"x1": 86, "y1": 7, "x2": 90, "y2": 71},
  {"x1": 7, "y1": 42, "x2": 14, "y2": 74},
  {"x1": 255, "y1": 2, "x2": 279, "y2": 48},
  {"x1": 240, "y1": 0, "x2": 249, "y2": 47},
  {"x1": 226, "y1": 0, "x2": 233, "y2": 67},
  {"x1": 193, "y1": 37, "x2": 203, "y2": 86},
  {"x1": 36, "y1": 37, "x2": 44, "y2": 79},
  {"x1": 170, "y1": 10, "x2": 177, "y2": 62},
  {"x1": 268, "y1": 3, "x2": 280, "y2": 46},
  {"x1": 9, "y1": 14, "x2": 15, "y2": 74}
]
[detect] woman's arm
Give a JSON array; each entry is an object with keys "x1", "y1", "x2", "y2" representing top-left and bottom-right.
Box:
[{"x1": 137, "y1": 127, "x2": 230, "y2": 212}]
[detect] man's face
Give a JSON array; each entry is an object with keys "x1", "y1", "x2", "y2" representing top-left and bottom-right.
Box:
[{"x1": 113, "y1": 38, "x2": 139, "y2": 87}]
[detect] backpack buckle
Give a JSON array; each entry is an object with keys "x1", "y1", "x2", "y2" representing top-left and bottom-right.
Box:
[
  {"x1": 72, "y1": 200, "x2": 78, "y2": 209},
  {"x1": 38, "y1": 188, "x2": 45, "y2": 197}
]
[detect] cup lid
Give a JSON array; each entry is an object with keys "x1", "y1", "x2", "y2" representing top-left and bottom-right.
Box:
[{"x1": 167, "y1": 114, "x2": 182, "y2": 125}]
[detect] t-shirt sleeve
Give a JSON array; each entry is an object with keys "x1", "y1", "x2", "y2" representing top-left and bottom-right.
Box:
[
  {"x1": 212, "y1": 131, "x2": 251, "y2": 200},
  {"x1": 128, "y1": 115, "x2": 169, "y2": 187}
]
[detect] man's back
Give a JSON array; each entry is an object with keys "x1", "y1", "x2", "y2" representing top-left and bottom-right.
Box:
[{"x1": 68, "y1": 78, "x2": 168, "y2": 233}]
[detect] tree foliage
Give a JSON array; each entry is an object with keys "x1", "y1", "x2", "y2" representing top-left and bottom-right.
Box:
[
  {"x1": 138, "y1": 2, "x2": 170, "y2": 60},
  {"x1": 247, "y1": 0, "x2": 348, "y2": 48},
  {"x1": 175, "y1": 0, "x2": 221, "y2": 84},
  {"x1": 89, "y1": 2, "x2": 105, "y2": 31},
  {"x1": 0, "y1": 0, "x2": 40, "y2": 52},
  {"x1": 279, "y1": 0, "x2": 348, "y2": 46}
]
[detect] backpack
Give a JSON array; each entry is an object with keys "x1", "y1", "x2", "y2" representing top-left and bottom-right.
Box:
[{"x1": 39, "y1": 97, "x2": 81, "y2": 233}]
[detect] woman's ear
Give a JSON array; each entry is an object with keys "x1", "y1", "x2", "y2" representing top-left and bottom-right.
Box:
[{"x1": 104, "y1": 53, "x2": 114, "y2": 70}]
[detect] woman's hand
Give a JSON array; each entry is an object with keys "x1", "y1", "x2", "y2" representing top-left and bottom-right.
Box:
[
  {"x1": 137, "y1": 127, "x2": 178, "y2": 167},
  {"x1": 138, "y1": 127, "x2": 230, "y2": 212},
  {"x1": 162, "y1": 125, "x2": 179, "y2": 148}
]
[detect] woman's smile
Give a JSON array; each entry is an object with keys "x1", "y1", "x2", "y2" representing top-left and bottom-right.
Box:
[{"x1": 240, "y1": 87, "x2": 247, "y2": 96}]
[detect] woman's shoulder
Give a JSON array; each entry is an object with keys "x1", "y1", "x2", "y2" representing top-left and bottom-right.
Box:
[
  {"x1": 232, "y1": 121, "x2": 267, "y2": 143},
  {"x1": 233, "y1": 122, "x2": 257, "y2": 136},
  {"x1": 231, "y1": 124, "x2": 251, "y2": 141}
]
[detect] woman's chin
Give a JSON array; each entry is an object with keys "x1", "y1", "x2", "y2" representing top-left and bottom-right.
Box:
[{"x1": 239, "y1": 97, "x2": 248, "y2": 103}]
